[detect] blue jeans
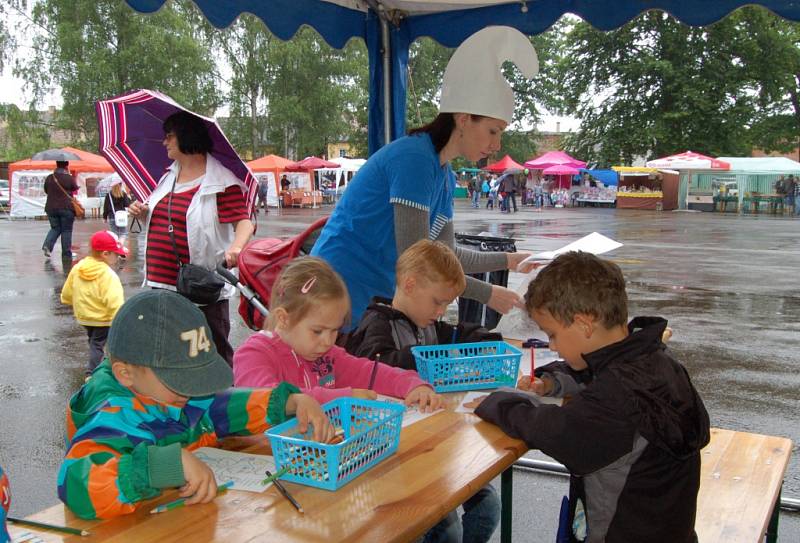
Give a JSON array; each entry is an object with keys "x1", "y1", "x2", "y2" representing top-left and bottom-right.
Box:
[
  {"x1": 471, "y1": 189, "x2": 480, "y2": 207},
  {"x1": 423, "y1": 511, "x2": 461, "y2": 543},
  {"x1": 423, "y1": 484, "x2": 500, "y2": 543},
  {"x1": 462, "y1": 484, "x2": 501, "y2": 543},
  {"x1": 43, "y1": 208, "x2": 75, "y2": 256}
]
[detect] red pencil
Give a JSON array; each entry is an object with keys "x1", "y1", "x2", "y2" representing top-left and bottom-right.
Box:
[{"x1": 530, "y1": 347, "x2": 536, "y2": 378}]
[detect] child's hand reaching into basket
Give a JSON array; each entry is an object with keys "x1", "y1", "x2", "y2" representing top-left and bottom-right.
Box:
[{"x1": 286, "y1": 393, "x2": 336, "y2": 442}]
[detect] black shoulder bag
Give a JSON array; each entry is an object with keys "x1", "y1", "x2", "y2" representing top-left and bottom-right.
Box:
[{"x1": 167, "y1": 176, "x2": 225, "y2": 305}]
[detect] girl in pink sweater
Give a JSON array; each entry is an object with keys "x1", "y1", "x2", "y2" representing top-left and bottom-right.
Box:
[{"x1": 234, "y1": 256, "x2": 442, "y2": 410}]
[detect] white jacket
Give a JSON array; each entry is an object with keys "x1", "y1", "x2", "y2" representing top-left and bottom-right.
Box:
[{"x1": 142, "y1": 154, "x2": 245, "y2": 299}]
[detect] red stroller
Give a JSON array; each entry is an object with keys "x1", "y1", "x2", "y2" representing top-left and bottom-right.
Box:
[{"x1": 217, "y1": 216, "x2": 329, "y2": 331}]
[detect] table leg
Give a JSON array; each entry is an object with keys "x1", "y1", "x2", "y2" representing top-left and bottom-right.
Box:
[
  {"x1": 766, "y1": 483, "x2": 782, "y2": 543},
  {"x1": 501, "y1": 467, "x2": 513, "y2": 543}
]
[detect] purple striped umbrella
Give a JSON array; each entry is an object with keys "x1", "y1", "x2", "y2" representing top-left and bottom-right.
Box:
[{"x1": 95, "y1": 89, "x2": 256, "y2": 210}]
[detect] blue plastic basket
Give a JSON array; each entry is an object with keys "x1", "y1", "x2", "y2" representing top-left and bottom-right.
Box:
[
  {"x1": 265, "y1": 397, "x2": 405, "y2": 491},
  {"x1": 411, "y1": 341, "x2": 522, "y2": 392}
]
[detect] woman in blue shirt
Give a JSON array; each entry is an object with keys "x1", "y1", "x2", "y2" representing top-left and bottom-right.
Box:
[{"x1": 312, "y1": 26, "x2": 540, "y2": 327}]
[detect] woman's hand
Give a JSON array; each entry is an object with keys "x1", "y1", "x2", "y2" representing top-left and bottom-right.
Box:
[
  {"x1": 487, "y1": 285, "x2": 524, "y2": 314},
  {"x1": 507, "y1": 252, "x2": 543, "y2": 274},
  {"x1": 285, "y1": 393, "x2": 335, "y2": 443},
  {"x1": 404, "y1": 386, "x2": 443, "y2": 413},
  {"x1": 224, "y1": 246, "x2": 243, "y2": 268},
  {"x1": 128, "y1": 201, "x2": 149, "y2": 219}
]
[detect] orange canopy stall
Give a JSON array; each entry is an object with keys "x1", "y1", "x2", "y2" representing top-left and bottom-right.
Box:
[
  {"x1": 8, "y1": 147, "x2": 114, "y2": 217},
  {"x1": 246, "y1": 154, "x2": 295, "y2": 208}
]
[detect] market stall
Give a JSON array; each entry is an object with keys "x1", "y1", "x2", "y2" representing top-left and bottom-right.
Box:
[
  {"x1": 574, "y1": 169, "x2": 618, "y2": 207},
  {"x1": 612, "y1": 167, "x2": 680, "y2": 210},
  {"x1": 318, "y1": 157, "x2": 365, "y2": 202},
  {"x1": 246, "y1": 154, "x2": 295, "y2": 208},
  {"x1": 285, "y1": 156, "x2": 339, "y2": 208},
  {"x1": 646, "y1": 151, "x2": 730, "y2": 210},
  {"x1": 8, "y1": 147, "x2": 114, "y2": 218}
]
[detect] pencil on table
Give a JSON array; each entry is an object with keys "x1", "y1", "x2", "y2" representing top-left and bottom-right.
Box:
[
  {"x1": 7, "y1": 517, "x2": 90, "y2": 537},
  {"x1": 368, "y1": 353, "x2": 380, "y2": 390},
  {"x1": 265, "y1": 469, "x2": 304, "y2": 514},
  {"x1": 149, "y1": 480, "x2": 234, "y2": 514}
]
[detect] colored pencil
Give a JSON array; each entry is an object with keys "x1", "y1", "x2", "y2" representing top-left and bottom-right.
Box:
[
  {"x1": 7, "y1": 517, "x2": 90, "y2": 537},
  {"x1": 368, "y1": 353, "x2": 380, "y2": 390},
  {"x1": 149, "y1": 480, "x2": 234, "y2": 514},
  {"x1": 451, "y1": 327, "x2": 458, "y2": 344},
  {"x1": 531, "y1": 346, "x2": 536, "y2": 377},
  {"x1": 260, "y1": 464, "x2": 291, "y2": 486},
  {"x1": 265, "y1": 469, "x2": 304, "y2": 514}
]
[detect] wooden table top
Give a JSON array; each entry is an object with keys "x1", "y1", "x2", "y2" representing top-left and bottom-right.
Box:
[
  {"x1": 10, "y1": 394, "x2": 527, "y2": 542},
  {"x1": 695, "y1": 427, "x2": 792, "y2": 543}
]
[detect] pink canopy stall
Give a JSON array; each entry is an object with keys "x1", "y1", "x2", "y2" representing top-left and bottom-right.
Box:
[
  {"x1": 542, "y1": 164, "x2": 580, "y2": 190},
  {"x1": 525, "y1": 150, "x2": 586, "y2": 170}
]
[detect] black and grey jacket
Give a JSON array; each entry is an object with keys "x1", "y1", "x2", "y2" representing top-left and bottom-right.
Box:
[
  {"x1": 476, "y1": 317, "x2": 710, "y2": 543},
  {"x1": 343, "y1": 297, "x2": 502, "y2": 370}
]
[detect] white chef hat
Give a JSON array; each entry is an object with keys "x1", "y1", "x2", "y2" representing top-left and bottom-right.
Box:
[{"x1": 439, "y1": 26, "x2": 539, "y2": 125}]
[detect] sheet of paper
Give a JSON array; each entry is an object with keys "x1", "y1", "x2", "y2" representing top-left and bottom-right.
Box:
[
  {"x1": 193, "y1": 447, "x2": 276, "y2": 493},
  {"x1": 376, "y1": 394, "x2": 443, "y2": 427},
  {"x1": 456, "y1": 388, "x2": 562, "y2": 414},
  {"x1": 520, "y1": 232, "x2": 623, "y2": 265}
]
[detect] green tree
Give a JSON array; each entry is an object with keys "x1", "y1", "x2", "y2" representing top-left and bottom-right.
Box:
[
  {"x1": 264, "y1": 27, "x2": 368, "y2": 159},
  {"x1": 555, "y1": 8, "x2": 800, "y2": 165},
  {"x1": 0, "y1": 104, "x2": 52, "y2": 160},
  {"x1": 17, "y1": 0, "x2": 220, "y2": 148}
]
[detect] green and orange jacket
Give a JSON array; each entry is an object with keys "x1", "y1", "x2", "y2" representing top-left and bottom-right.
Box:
[{"x1": 57, "y1": 360, "x2": 296, "y2": 519}]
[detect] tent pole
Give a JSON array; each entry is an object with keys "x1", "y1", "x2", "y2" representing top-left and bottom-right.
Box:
[{"x1": 379, "y1": 10, "x2": 392, "y2": 146}]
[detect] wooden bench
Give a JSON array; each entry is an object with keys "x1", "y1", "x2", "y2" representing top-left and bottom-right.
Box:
[{"x1": 696, "y1": 428, "x2": 792, "y2": 543}]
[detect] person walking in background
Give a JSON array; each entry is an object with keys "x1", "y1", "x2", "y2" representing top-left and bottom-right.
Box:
[
  {"x1": 61, "y1": 231, "x2": 128, "y2": 376},
  {"x1": 487, "y1": 175, "x2": 498, "y2": 209},
  {"x1": 103, "y1": 181, "x2": 132, "y2": 237},
  {"x1": 42, "y1": 160, "x2": 79, "y2": 260},
  {"x1": 257, "y1": 177, "x2": 270, "y2": 214},
  {"x1": 470, "y1": 175, "x2": 480, "y2": 208}
]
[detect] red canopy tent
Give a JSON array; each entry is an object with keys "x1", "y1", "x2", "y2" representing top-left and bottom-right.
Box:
[
  {"x1": 285, "y1": 156, "x2": 340, "y2": 171},
  {"x1": 484, "y1": 155, "x2": 524, "y2": 173},
  {"x1": 247, "y1": 154, "x2": 294, "y2": 207},
  {"x1": 8, "y1": 147, "x2": 114, "y2": 217},
  {"x1": 524, "y1": 150, "x2": 586, "y2": 170}
]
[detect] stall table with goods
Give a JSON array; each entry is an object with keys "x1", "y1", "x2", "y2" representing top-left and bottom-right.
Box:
[{"x1": 613, "y1": 167, "x2": 679, "y2": 211}]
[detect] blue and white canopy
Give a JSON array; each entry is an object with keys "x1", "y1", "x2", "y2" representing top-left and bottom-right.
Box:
[{"x1": 126, "y1": 1, "x2": 800, "y2": 154}]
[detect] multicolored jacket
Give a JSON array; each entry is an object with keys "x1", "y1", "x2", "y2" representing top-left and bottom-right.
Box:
[{"x1": 58, "y1": 360, "x2": 292, "y2": 520}]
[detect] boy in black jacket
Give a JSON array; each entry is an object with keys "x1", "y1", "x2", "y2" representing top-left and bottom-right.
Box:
[
  {"x1": 345, "y1": 239, "x2": 501, "y2": 370},
  {"x1": 473, "y1": 251, "x2": 709, "y2": 543},
  {"x1": 345, "y1": 239, "x2": 501, "y2": 543}
]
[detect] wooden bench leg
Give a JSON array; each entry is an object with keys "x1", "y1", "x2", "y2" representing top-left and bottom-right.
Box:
[
  {"x1": 766, "y1": 483, "x2": 782, "y2": 543},
  {"x1": 501, "y1": 468, "x2": 513, "y2": 543}
]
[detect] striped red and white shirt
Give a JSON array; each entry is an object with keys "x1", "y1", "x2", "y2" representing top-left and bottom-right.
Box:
[{"x1": 145, "y1": 184, "x2": 248, "y2": 287}]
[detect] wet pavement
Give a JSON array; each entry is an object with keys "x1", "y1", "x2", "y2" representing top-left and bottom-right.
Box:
[{"x1": 0, "y1": 202, "x2": 797, "y2": 540}]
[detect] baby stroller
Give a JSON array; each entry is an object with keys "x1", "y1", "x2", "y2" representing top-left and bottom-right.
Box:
[{"x1": 217, "y1": 216, "x2": 329, "y2": 331}]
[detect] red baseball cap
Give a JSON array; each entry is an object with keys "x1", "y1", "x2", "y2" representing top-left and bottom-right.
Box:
[{"x1": 91, "y1": 230, "x2": 129, "y2": 257}]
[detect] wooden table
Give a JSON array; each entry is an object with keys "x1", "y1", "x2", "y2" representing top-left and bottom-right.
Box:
[
  {"x1": 695, "y1": 428, "x2": 792, "y2": 543},
  {"x1": 9, "y1": 396, "x2": 527, "y2": 543}
]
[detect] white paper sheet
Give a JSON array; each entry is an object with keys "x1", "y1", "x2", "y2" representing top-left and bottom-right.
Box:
[
  {"x1": 193, "y1": 447, "x2": 276, "y2": 493},
  {"x1": 520, "y1": 232, "x2": 623, "y2": 265},
  {"x1": 375, "y1": 394, "x2": 443, "y2": 427},
  {"x1": 456, "y1": 388, "x2": 562, "y2": 414}
]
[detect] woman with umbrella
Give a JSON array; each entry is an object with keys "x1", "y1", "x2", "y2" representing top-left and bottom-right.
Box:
[
  {"x1": 312, "y1": 26, "x2": 539, "y2": 328},
  {"x1": 41, "y1": 152, "x2": 80, "y2": 260},
  {"x1": 128, "y1": 112, "x2": 253, "y2": 365}
]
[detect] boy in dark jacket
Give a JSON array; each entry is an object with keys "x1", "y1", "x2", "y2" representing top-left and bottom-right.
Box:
[
  {"x1": 473, "y1": 251, "x2": 710, "y2": 543},
  {"x1": 346, "y1": 239, "x2": 501, "y2": 543},
  {"x1": 345, "y1": 240, "x2": 501, "y2": 371}
]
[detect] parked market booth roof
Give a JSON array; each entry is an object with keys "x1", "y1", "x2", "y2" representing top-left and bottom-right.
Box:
[
  {"x1": 525, "y1": 150, "x2": 586, "y2": 171},
  {"x1": 247, "y1": 154, "x2": 294, "y2": 208},
  {"x1": 484, "y1": 155, "x2": 524, "y2": 173},
  {"x1": 8, "y1": 147, "x2": 114, "y2": 218}
]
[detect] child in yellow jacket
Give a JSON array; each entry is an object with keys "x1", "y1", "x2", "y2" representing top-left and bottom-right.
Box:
[{"x1": 61, "y1": 230, "x2": 127, "y2": 374}]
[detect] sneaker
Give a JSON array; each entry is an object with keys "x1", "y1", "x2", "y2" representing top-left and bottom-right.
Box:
[{"x1": 42, "y1": 248, "x2": 51, "y2": 258}]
